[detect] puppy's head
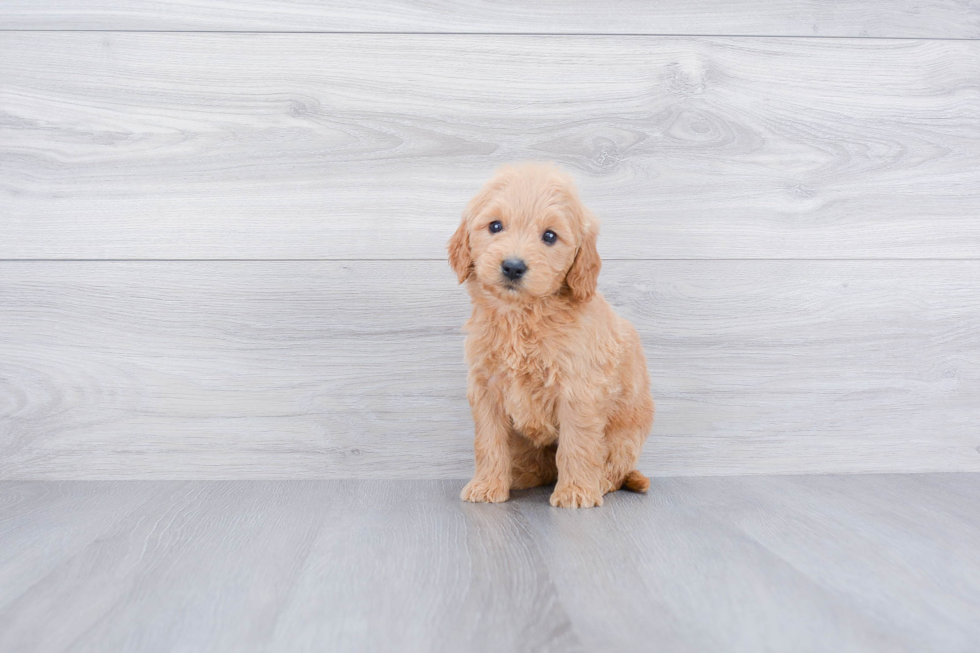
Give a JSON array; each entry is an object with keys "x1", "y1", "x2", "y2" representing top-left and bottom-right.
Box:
[{"x1": 448, "y1": 163, "x2": 600, "y2": 303}]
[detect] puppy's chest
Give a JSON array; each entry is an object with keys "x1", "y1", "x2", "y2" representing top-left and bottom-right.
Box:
[{"x1": 486, "y1": 345, "x2": 561, "y2": 446}]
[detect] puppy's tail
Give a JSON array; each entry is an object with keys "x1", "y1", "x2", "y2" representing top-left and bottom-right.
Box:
[{"x1": 623, "y1": 470, "x2": 650, "y2": 493}]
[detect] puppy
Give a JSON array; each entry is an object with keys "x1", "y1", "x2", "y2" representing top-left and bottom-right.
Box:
[{"x1": 448, "y1": 163, "x2": 654, "y2": 508}]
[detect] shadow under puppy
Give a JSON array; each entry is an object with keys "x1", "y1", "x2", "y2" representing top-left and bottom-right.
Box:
[{"x1": 448, "y1": 163, "x2": 655, "y2": 508}]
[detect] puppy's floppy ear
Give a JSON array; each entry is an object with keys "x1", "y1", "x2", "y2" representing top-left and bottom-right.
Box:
[
  {"x1": 447, "y1": 217, "x2": 472, "y2": 284},
  {"x1": 566, "y1": 220, "x2": 601, "y2": 302},
  {"x1": 449, "y1": 172, "x2": 507, "y2": 284}
]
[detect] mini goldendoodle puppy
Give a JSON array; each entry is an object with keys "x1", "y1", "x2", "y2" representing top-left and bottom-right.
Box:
[{"x1": 448, "y1": 162, "x2": 654, "y2": 508}]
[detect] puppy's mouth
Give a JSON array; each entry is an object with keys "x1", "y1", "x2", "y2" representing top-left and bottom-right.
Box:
[{"x1": 500, "y1": 278, "x2": 523, "y2": 292}]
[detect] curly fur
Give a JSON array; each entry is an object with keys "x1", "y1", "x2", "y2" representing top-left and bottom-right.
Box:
[{"x1": 448, "y1": 163, "x2": 655, "y2": 508}]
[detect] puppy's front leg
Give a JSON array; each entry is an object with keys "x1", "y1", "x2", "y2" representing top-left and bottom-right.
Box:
[
  {"x1": 460, "y1": 381, "x2": 512, "y2": 503},
  {"x1": 551, "y1": 397, "x2": 605, "y2": 508}
]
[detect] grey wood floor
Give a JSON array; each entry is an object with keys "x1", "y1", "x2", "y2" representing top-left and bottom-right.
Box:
[{"x1": 1, "y1": 475, "x2": 978, "y2": 653}]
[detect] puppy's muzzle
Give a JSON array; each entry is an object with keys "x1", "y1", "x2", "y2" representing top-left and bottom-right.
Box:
[{"x1": 501, "y1": 258, "x2": 528, "y2": 282}]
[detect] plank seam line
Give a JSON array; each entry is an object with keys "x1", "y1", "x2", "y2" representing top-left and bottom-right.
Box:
[
  {"x1": 2, "y1": 258, "x2": 980, "y2": 263},
  {"x1": 0, "y1": 30, "x2": 977, "y2": 41}
]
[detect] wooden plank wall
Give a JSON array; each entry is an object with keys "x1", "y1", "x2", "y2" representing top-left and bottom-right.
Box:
[
  {"x1": 1, "y1": 3, "x2": 979, "y2": 479},
  {"x1": 3, "y1": 1, "x2": 979, "y2": 37}
]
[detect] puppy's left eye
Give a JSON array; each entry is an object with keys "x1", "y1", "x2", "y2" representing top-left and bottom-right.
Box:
[{"x1": 542, "y1": 230, "x2": 558, "y2": 245}]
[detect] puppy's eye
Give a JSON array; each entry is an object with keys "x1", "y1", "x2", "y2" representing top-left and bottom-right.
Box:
[
  {"x1": 542, "y1": 229, "x2": 558, "y2": 245},
  {"x1": 489, "y1": 220, "x2": 503, "y2": 234}
]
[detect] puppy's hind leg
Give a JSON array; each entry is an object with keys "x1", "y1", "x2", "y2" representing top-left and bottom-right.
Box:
[
  {"x1": 509, "y1": 435, "x2": 558, "y2": 490},
  {"x1": 603, "y1": 401, "x2": 654, "y2": 495},
  {"x1": 621, "y1": 469, "x2": 651, "y2": 493}
]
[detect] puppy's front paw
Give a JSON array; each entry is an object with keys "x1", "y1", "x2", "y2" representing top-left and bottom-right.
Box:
[
  {"x1": 461, "y1": 477, "x2": 510, "y2": 503},
  {"x1": 550, "y1": 483, "x2": 603, "y2": 509}
]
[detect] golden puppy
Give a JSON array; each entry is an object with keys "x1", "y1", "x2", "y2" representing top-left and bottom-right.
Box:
[{"x1": 448, "y1": 163, "x2": 654, "y2": 508}]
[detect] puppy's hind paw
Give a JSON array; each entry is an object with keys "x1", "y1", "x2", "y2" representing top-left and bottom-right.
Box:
[
  {"x1": 550, "y1": 484, "x2": 603, "y2": 509},
  {"x1": 623, "y1": 470, "x2": 650, "y2": 493},
  {"x1": 461, "y1": 477, "x2": 510, "y2": 504}
]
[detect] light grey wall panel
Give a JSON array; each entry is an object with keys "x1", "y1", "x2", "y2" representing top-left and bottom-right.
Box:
[
  {"x1": 2, "y1": 0, "x2": 978, "y2": 37},
  {"x1": 3, "y1": 34, "x2": 978, "y2": 259},
  {"x1": 2, "y1": 260, "x2": 978, "y2": 479}
]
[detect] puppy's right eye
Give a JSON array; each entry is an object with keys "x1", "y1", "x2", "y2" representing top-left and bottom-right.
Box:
[{"x1": 488, "y1": 220, "x2": 503, "y2": 234}]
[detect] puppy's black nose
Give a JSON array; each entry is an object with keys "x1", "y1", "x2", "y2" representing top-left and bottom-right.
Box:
[{"x1": 501, "y1": 258, "x2": 527, "y2": 281}]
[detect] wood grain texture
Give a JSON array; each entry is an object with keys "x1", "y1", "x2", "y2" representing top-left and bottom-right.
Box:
[
  {"x1": 3, "y1": 34, "x2": 979, "y2": 259},
  {"x1": 2, "y1": 0, "x2": 979, "y2": 37},
  {"x1": 2, "y1": 260, "x2": 979, "y2": 479},
  {"x1": 2, "y1": 476, "x2": 979, "y2": 652}
]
